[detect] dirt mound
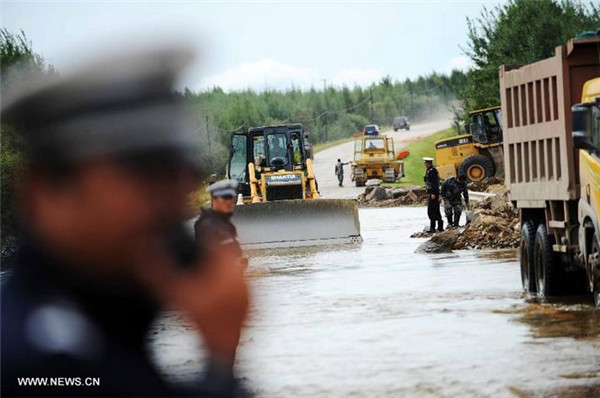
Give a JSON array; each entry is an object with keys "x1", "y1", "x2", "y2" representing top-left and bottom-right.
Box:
[
  {"x1": 467, "y1": 176, "x2": 505, "y2": 192},
  {"x1": 358, "y1": 186, "x2": 428, "y2": 207},
  {"x1": 453, "y1": 195, "x2": 519, "y2": 250},
  {"x1": 411, "y1": 192, "x2": 519, "y2": 251}
]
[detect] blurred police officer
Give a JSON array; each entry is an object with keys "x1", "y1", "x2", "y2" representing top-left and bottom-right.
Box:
[
  {"x1": 441, "y1": 173, "x2": 470, "y2": 228},
  {"x1": 423, "y1": 157, "x2": 443, "y2": 232},
  {"x1": 1, "y1": 47, "x2": 249, "y2": 397},
  {"x1": 195, "y1": 180, "x2": 247, "y2": 268}
]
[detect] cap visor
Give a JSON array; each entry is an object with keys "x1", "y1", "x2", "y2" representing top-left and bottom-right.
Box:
[{"x1": 212, "y1": 189, "x2": 237, "y2": 197}]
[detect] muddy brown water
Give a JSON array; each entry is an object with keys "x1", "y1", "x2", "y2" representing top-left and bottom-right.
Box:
[{"x1": 149, "y1": 207, "x2": 599, "y2": 397}]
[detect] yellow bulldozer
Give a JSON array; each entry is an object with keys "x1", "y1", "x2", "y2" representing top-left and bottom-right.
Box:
[
  {"x1": 435, "y1": 106, "x2": 503, "y2": 181},
  {"x1": 351, "y1": 133, "x2": 404, "y2": 186},
  {"x1": 227, "y1": 124, "x2": 362, "y2": 249}
]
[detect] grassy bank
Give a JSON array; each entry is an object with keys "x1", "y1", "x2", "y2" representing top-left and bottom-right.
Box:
[{"x1": 386, "y1": 127, "x2": 455, "y2": 187}]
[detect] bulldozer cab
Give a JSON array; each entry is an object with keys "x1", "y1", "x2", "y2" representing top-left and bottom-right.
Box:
[
  {"x1": 228, "y1": 124, "x2": 308, "y2": 198},
  {"x1": 355, "y1": 136, "x2": 395, "y2": 160},
  {"x1": 469, "y1": 106, "x2": 503, "y2": 145},
  {"x1": 352, "y1": 135, "x2": 402, "y2": 185}
]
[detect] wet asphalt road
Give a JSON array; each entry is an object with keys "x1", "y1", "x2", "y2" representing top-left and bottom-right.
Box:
[
  {"x1": 150, "y1": 206, "x2": 600, "y2": 397},
  {"x1": 312, "y1": 120, "x2": 452, "y2": 199}
]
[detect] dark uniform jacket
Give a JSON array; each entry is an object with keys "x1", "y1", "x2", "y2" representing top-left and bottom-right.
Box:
[
  {"x1": 441, "y1": 177, "x2": 469, "y2": 205},
  {"x1": 334, "y1": 162, "x2": 347, "y2": 176},
  {"x1": 424, "y1": 166, "x2": 440, "y2": 196},
  {"x1": 1, "y1": 242, "x2": 242, "y2": 397},
  {"x1": 194, "y1": 209, "x2": 244, "y2": 266}
]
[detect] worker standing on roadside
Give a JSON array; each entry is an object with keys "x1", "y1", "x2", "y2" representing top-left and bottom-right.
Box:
[
  {"x1": 195, "y1": 179, "x2": 247, "y2": 268},
  {"x1": 335, "y1": 158, "x2": 350, "y2": 187},
  {"x1": 1, "y1": 47, "x2": 250, "y2": 397},
  {"x1": 423, "y1": 157, "x2": 443, "y2": 232},
  {"x1": 441, "y1": 173, "x2": 469, "y2": 228}
]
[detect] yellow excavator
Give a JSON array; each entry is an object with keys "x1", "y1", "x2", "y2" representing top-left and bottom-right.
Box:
[
  {"x1": 227, "y1": 124, "x2": 362, "y2": 249},
  {"x1": 435, "y1": 106, "x2": 503, "y2": 181}
]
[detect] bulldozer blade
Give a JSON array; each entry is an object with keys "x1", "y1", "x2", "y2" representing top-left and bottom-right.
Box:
[{"x1": 232, "y1": 199, "x2": 362, "y2": 250}]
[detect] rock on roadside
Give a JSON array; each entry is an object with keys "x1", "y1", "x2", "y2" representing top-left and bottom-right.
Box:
[
  {"x1": 358, "y1": 186, "x2": 427, "y2": 207},
  {"x1": 415, "y1": 229, "x2": 459, "y2": 253},
  {"x1": 365, "y1": 186, "x2": 388, "y2": 202}
]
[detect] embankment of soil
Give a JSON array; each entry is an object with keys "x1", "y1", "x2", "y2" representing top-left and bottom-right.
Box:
[
  {"x1": 356, "y1": 177, "x2": 519, "y2": 251},
  {"x1": 412, "y1": 180, "x2": 519, "y2": 251}
]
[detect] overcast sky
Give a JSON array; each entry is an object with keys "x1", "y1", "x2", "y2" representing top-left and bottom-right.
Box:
[{"x1": 2, "y1": 1, "x2": 505, "y2": 92}]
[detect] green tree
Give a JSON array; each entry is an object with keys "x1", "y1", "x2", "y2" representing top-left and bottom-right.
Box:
[
  {"x1": 460, "y1": 0, "x2": 600, "y2": 111},
  {"x1": 1, "y1": 29, "x2": 55, "y2": 249}
]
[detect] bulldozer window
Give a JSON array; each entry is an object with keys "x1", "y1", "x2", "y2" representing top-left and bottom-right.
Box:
[
  {"x1": 354, "y1": 139, "x2": 363, "y2": 162},
  {"x1": 471, "y1": 112, "x2": 500, "y2": 144},
  {"x1": 229, "y1": 134, "x2": 247, "y2": 183},
  {"x1": 253, "y1": 135, "x2": 266, "y2": 165},
  {"x1": 365, "y1": 138, "x2": 385, "y2": 149},
  {"x1": 495, "y1": 109, "x2": 503, "y2": 130},
  {"x1": 470, "y1": 114, "x2": 485, "y2": 139},
  {"x1": 267, "y1": 133, "x2": 289, "y2": 165},
  {"x1": 290, "y1": 132, "x2": 303, "y2": 165}
]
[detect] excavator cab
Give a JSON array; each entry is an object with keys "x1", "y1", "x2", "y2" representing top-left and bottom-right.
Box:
[{"x1": 469, "y1": 106, "x2": 503, "y2": 145}]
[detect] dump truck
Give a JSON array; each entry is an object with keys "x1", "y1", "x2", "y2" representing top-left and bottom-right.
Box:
[
  {"x1": 435, "y1": 106, "x2": 504, "y2": 182},
  {"x1": 499, "y1": 35, "x2": 600, "y2": 306},
  {"x1": 227, "y1": 123, "x2": 362, "y2": 249},
  {"x1": 351, "y1": 133, "x2": 404, "y2": 186}
]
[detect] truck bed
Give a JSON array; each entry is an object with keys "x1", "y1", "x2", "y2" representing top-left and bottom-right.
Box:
[{"x1": 500, "y1": 38, "x2": 600, "y2": 207}]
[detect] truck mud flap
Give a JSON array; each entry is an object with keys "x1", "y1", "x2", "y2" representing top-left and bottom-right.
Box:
[{"x1": 232, "y1": 199, "x2": 363, "y2": 249}]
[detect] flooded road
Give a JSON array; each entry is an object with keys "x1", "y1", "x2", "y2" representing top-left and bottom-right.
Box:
[{"x1": 150, "y1": 207, "x2": 599, "y2": 397}]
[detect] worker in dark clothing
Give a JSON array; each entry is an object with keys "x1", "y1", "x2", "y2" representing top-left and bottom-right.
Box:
[
  {"x1": 1, "y1": 46, "x2": 250, "y2": 397},
  {"x1": 195, "y1": 180, "x2": 247, "y2": 268},
  {"x1": 441, "y1": 173, "x2": 470, "y2": 228},
  {"x1": 209, "y1": 174, "x2": 218, "y2": 185},
  {"x1": 335, "y1": 159, "x2": 350, "y2": 187},
  {"x1": 423, "y1": 157, "x2": 443, "y2": 232}
]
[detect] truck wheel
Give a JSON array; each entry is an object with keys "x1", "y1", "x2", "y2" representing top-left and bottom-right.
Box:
[
  {"x1": 479, "y1": 149, "x2": 497, "y2": 175},
  {"x1": 355, "y1": 169, "x2": 366, "y2": 187},
  {"x1": 520, "y1": 220, "x2": 537, "y2": 293},
  {"x1": 534, "y1": 223, "x2": 564, "y2": 297},
  {"x1": 459, "y1": 155, "x2": 495, "y2": 182},
  {"x1": 589, "y1": 232, "x2": 600, "y2": 308},
  {"x1": 406, "y1": 126, "x2": 410, "y2": 131}
]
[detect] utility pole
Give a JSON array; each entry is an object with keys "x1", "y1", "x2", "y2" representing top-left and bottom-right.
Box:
[
  {"x1": 205, "y1": 115, "x2": 211, "y2": 153},
  {"x1": 370, "y1": 87, "x2": 374, "y2": 123},
  {"x1": 322, "y1": 78, "x2": 328, "y2": 142},
  {"x1": 408, "y1": 81, "x2": 414, "y2": 118}
]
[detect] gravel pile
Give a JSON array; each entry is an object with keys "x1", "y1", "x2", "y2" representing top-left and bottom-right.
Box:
[
  {"x1": 467, "y1": 176, "x2": 505, "y2": 192},
  {"x1": 412, "y1": 185, "x2": 520, "y2": 251}
]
